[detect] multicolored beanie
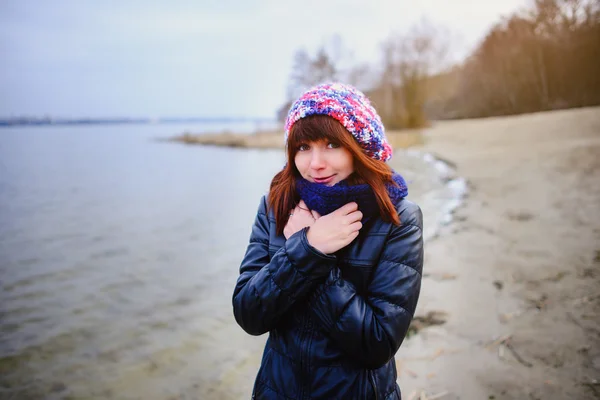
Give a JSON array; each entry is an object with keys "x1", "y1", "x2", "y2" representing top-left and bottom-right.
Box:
[{"x1": 284, "y1": 82, "x2": 392, "y2": 161}]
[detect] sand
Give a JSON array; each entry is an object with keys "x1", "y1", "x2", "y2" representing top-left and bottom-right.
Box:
[{"x1": 389, "y1": 106, "x2": 600, "y2": 400}]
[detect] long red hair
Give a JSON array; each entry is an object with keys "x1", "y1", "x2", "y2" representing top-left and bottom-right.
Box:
[{"x1": 268, "y1": 115, "x2": 400, "y2": 234}]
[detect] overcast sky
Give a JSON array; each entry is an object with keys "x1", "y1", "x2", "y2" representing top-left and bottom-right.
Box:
[{"x1": 0, "y1": 0, "x2": 527, "y2": 119}]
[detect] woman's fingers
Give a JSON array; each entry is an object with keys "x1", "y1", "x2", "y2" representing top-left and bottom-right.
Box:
[
  {"x1": 298, "y1": 200, "x2": 309, "y2": 210},
  {"x1": 297, "y1": 201, "x2": 315, "y2": 219},
  {"x1": 335, "y1": 202, "x2": 358, "y2": 216},
  {"x1": 296, "y1": 200, "x2": 320, "y2": 221},
  {"x1": 346, "y1": 210, "x2": 363, "y2": 223},
  {"x1": 348, "y1": 221, "x2": 362, "y2": 233}
]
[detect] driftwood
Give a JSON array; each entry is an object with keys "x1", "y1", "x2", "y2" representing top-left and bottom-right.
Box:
[
  {"x1": 485, "y1": 334, "x2": 533, "y2": 367},
  {"x1": 406, "y1": 390, "x2": 450, "y2": 400}
]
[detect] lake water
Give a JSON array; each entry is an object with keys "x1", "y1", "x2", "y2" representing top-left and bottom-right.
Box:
[{"x1": 0, "y1": 122, "x2": 462, "y2": 399}]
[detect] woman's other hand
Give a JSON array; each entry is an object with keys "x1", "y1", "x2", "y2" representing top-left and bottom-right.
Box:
[
  {"x1": 283, "y1": 200, "x2": 316, "y2": 239},
  {"x1": 307, "y1": 202, "x2": 362, "y2": 255}
]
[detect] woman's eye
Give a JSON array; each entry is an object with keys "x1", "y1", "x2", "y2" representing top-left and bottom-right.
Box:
[
  {"x1": 298, "y1": 144, "x2": 309, "y2": 151},
  {"x1": 327, "y1": 142, "x2": 340, "y2": 149}
]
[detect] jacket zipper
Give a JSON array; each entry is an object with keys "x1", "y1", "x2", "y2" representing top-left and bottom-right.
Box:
[
  {"x1": 369, "y1": 370, "x2": 379, "y2": 400},
  {"x1": 299, "y1": 310, "x2": 310, "y2": 399},
  {"x1": 303, "y1": 316, "x2": 314, "y2": 400}
]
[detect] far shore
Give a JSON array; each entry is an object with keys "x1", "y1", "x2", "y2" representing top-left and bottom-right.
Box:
[{"x1": 165, "y1": 127, "x2": 426, "y2": 150}]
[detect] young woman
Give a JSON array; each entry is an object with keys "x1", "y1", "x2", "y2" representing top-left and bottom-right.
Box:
[{"x1": 233, "y1": 83, "x2": 423, "y2": 400}]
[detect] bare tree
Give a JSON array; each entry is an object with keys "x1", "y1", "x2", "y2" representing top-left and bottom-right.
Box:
[
  {"x1": 285, "y1": 35, "x2": 353, "y2": 102},
  {"x1": 379, "y1": 20, "x2": 450, "y2": 129}
]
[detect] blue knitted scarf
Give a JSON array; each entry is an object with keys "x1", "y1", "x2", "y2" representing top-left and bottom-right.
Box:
[{"x1": 296, "y1": 172, "x2": 408, "y2": 218}]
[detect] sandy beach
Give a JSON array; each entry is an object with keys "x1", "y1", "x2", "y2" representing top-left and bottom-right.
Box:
[{"x1": 391, "y1": 106, "x2": 600, "y2": 399}]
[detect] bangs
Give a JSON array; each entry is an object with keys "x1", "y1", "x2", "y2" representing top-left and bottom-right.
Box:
[{"x1": 288, "y1": 115, "x2": 353, "y2": 151}]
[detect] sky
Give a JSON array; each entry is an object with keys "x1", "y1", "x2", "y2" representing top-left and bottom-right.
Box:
[{"x1": 0, "y1": 0, "x2": 527, "y2": 119}]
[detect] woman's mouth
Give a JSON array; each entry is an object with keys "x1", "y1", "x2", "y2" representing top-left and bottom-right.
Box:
[{"x1": 312, "y1": 175, "x2": 335, "y2": 184}]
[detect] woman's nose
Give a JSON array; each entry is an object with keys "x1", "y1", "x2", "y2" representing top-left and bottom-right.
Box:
[{"x1": 310, "y1": 149, "x2": 326, "y2": 169}]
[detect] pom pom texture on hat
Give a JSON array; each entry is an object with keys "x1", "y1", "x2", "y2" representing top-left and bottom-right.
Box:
[{"x1": 284, "y1": 82, "x2": 392, "y2": 161}]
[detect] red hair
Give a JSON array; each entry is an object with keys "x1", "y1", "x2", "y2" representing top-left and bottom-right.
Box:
[{"x1": 268, "y1": 115, "x2": 400, "y2": 234}]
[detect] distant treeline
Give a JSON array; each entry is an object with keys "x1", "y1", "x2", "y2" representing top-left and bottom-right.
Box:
[
  {"x1": 281, "y1": 0, "x2": 600, "y2": 129},
  {"x1": 439, "y1": 0, "x2": 600, "y2": 119}
]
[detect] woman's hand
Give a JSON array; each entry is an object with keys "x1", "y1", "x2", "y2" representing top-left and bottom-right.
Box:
[
  {"x1": 283, "y1": 200, "x2": 316, "y2": 239},
  {"x1": 307, "y1": 202, "x2": 363, "y2": 255}
]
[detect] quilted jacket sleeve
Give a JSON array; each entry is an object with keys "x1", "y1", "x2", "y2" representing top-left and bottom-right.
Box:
[
  {"x1": 307, "y1": 201, "x2": 423, "y2": 369},
  {"x1": 233, "y1": 196, "x2": 337, "y2": 336}
]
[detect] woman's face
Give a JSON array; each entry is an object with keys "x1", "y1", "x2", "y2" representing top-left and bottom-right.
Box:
[{"x1": 294, "y1": 140, "x2": 354, "y2": 186}]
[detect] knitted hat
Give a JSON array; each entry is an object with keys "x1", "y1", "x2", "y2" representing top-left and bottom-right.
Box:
[{"x1": 284, "y1": 82, "x2": 392, "y2": 161}]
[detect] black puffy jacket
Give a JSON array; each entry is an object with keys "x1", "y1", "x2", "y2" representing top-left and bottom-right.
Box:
[{"x1": 233, "y1": 195, "x2": 423, "y2": 400}]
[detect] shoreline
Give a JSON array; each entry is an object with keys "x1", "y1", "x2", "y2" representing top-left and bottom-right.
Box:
[{"x1": 413, "y1": 150, "x2": 468, "y2": 240}]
